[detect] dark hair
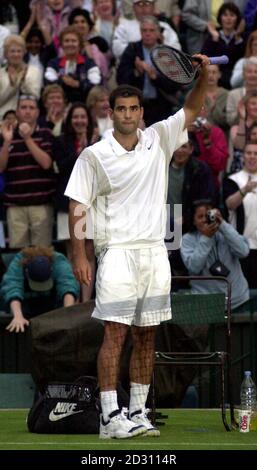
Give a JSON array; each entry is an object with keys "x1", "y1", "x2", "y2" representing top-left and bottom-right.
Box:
[
  {"x1": 188, "y1": 199, "x2": 213, "y2": 232},
  {"x1": 18, "y1": 95, "x2": 39, "y2": 108},
  {"x1": 245, "y1": 138, "x2": 257, "y2": 147},
  {"x1": 249, "y1": 121, "x2": 257, "y2": 141},
  {"x1": 64, "y1": 102, "x2": 94, "y2": 144},
  {"x1": 109, "y1": 85, "x2": 143, "y2": 110},
  {"x1": 26, "y1": 27, "x2": 45, "y2": 45},
  {"x1": 217, "y1": 2, "x2": 242, "y2": 29},
  {"x1": 68, "y1": 7, "x2": 94, "y2": 30},
  {"x1": 2, "y1": 109, "x2": 16, "y2": 120},
  {"x1": 188, "y1": 131, "x2": 200, "y2": 157}
]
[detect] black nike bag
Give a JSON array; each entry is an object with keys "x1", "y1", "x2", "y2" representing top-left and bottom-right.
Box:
[{"x1": 27, "y1": 376, "x2": 100, "y2": 434}]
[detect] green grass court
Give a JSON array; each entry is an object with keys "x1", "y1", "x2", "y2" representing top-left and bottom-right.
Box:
[{"x1": 0, "y1": 409, "x2": 256, "y2": 451}]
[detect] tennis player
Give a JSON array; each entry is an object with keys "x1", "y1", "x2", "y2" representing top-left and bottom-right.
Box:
[{"x1": 65, "y1": 54, "x2": 210, "y2": 439}]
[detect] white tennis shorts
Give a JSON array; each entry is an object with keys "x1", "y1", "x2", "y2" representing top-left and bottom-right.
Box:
[{"x1": 92, "y1": 245, "x2": 171, "y2": 326}]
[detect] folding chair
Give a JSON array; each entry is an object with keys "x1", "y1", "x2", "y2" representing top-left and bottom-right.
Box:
[{"x1": 152, "y1": 275, "x2": 236, "y2": 431}]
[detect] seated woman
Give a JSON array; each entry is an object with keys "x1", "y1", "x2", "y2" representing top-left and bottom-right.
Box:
[
  {"x1": 23, "y1": 28, "x2": 57, "y2": 76},
  {"x1": 230, "y1": 30, "x2": 257, "y2": 89},
  {"x1": 45, "y1": 26, "x2": 102, "y2": 104},
  {"x1": 40, "y1": 84, "x2": 68, "y2": 136},
  {"x1": 229, "y1": 91, "x2": 257, "y2": 173},
  {"x1": 68, "y1": 7, "x2": 109, "y2": 85},
  {"x1": 29, "y1": 0, "x2": 75, "y2": 55},
  {"x1": 0, "y1": 34, "x2": 42, "y2": 120},
  {"x1": 93, "y1": 0, "x2": 119, "y2": 48},
  {"x1": 204, "y1": 64, "x2": 229, "y2": 133},
  {"x1": 86, "y1": 85, "x2": 112, "y2": 137},
  {"x1": 201, "y1": 2, "x2": 246, "y2": 90},
  {"x1": 21, "y1": 2, "x2": 58, "y2": 67},
  {"x1": 180, "y1": 200, "x2": 249, "y2": 310}
]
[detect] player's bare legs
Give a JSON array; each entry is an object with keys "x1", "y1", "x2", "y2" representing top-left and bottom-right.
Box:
[
  {"x1": 129, "y1": 325, "x2": 160, "y2": 436},
  {"x1": 98, "y1": 321, "x2": 146, "y2": 438},
  {"x1": 97, "y1": 321, "x2": 129, "y2": 391},
  {"x1": 130, "y1": 325, "x2": 156, "y2": 384}
]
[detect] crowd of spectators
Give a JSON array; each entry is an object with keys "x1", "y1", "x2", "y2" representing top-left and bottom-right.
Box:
[{"x1": 1, "y1": 0, "x2": 257, "y2": 327}]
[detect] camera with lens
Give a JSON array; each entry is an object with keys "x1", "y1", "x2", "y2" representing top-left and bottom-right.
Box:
[
  {"x1": 206, "y1": 209, "x2": 217, "y2": 224},
  {"x1": 192, "y1": 117, "x2": 207, "y2": 129}
]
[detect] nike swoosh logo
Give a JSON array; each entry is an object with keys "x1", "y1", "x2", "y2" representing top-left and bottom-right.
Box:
[
  {"x1": 49, "y1": 409, "x2": 84, "y2": 421},
  {"x1": 147, "y1": 144, "x2": 152, "y2": 150}
]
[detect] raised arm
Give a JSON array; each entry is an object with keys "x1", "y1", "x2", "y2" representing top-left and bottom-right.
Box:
[
  {"x1": 18, "y1": 123, "x2": 52, "y2": 169},
  {"x1": 0, "y1": 122, "x2": 13, "y2": 171},
  {"x1": 183, "y1": 54, "x2": 209, "y2": 129},
  {"x1": 181, "y1": 232, "x2": 215, "y2": 274}
]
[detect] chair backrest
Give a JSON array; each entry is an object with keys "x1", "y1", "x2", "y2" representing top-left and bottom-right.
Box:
[{"x1": 171, "y1": 292, "x2": 226, "y2": 325}]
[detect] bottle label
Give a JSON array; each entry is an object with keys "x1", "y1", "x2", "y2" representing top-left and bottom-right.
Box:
[{"x1": 239, "y1": 409, "x2": 251, "y2": 433}]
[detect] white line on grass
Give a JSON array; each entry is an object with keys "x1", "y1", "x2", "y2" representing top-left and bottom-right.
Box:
[{"x1": 1, "y1": 442, "x2": 257, "y2": 447}]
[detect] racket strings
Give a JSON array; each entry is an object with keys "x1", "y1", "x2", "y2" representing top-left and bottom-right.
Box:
[{"x1": 151, "y1": 47, "x2": 195, "y2": 85}]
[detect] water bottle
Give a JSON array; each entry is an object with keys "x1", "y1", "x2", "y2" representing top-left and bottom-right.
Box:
[{"x1": 240, "y1": 370, "x2": 257, "y2": 431}]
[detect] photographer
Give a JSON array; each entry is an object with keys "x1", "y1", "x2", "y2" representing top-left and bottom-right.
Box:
[{"x1": 180, "y1": 200, "x2": 249, "y2": 310}]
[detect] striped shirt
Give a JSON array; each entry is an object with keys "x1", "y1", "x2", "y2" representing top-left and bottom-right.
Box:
[{"x1": 0, "y1": 126, "x2": 56, "y2": 206}]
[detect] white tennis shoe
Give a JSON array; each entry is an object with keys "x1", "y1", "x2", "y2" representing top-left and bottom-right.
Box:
[
  {"x1": 130, "y1": 408, "x2": 160, "y2": 437},
  {"x1": 99, "y1": 407, "x2": 146, "y2": 439}
]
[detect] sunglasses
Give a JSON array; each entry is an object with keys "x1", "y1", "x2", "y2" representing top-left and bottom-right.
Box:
[{"x1": 134, "y1": 1, "x2": 153, "y2": 7}]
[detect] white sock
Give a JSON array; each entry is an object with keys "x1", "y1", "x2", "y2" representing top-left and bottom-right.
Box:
[
  {"x1": 129, "y1": 382, "x2": 150, "y2": 415},
  {"x1": 100, "y1": 390, "x2": 119, "y2": 422}
]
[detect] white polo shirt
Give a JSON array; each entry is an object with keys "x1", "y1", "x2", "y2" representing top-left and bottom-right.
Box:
[{"x1": 65, "y1": 108, "x2": 187, "y2": 255}]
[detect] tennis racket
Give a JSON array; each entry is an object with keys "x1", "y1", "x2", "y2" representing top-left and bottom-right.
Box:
[{"x1": 150, "y1": 45, "x2": 229, "y2": 85}]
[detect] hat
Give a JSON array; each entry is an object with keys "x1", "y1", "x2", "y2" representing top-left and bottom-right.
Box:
[{"x1": 26, "y1": 256, "x2": 53, "y2": 292}]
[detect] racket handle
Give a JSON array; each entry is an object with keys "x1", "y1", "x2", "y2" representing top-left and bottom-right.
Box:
[{"x1": 209, "y1": 55, "x2": 229, "y2": 65}]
